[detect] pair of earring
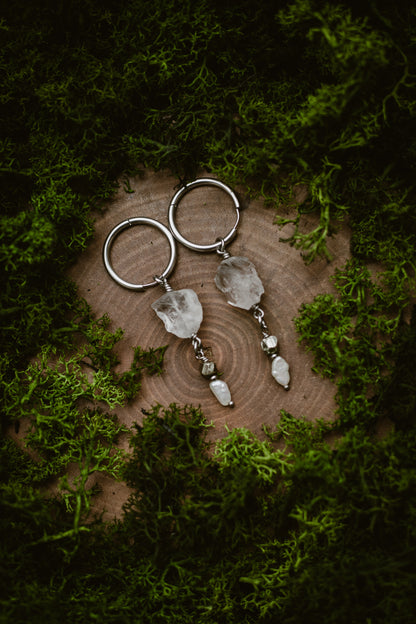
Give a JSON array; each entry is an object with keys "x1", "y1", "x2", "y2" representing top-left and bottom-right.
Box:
[{"x1": 103, "y1": 178, "x2": 290, "y2": 408}]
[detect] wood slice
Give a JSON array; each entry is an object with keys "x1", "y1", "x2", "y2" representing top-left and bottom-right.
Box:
[{"x1": 68, "y1": 168, "x2": 351, "y2": 448}]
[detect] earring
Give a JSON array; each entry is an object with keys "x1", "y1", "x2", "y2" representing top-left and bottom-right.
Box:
[
  {"x1": 168, "y1": 178, "x2": 290, "y2": 390},
  {"x1": 103, "y1": 217, "x2": 234, "y2": 407}
]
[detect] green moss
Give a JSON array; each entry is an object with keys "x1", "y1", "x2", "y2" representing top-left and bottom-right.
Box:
[
  {"x1": 3, "y1": 409, "x2": 416, "y2": 622},
  {"x1": 294, "y1": 259, "x2": 415, "y2": 430}
]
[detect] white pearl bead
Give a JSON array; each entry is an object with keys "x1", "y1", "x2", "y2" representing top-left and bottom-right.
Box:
[
  {"x1": 209, "y1": 378, "x2": 233, "y2": 406},
  {"x1": 271, "y1": 356, "x2": 290, "y2": 389}
]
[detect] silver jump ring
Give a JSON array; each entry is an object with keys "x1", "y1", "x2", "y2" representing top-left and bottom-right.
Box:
[
  {"x1": 168, "y1": 178, "x2": 240, "y2": 252},
  {"x1": 103, "y1": 217, "x2": 177, "y2": 291}
]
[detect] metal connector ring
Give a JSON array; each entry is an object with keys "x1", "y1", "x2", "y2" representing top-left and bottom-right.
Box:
[
  {"x1": 103, "y1": 217, "x2": 177, "y2": 291},
  {"x1": 168, "y1": 178, "x2": 240, "y2": 252}
]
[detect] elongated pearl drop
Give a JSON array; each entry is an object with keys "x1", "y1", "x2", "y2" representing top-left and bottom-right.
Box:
[
  {"x1": 209, "y1": 378, "x2": 233, "y2": 406},
  {"x1": 271, "y1": 356, "x2": 290, "y2": 389}
]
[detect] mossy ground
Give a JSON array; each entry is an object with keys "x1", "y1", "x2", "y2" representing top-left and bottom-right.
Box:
[{"x1": 1, "y1": 1, "x2": 416, "y2": 622}]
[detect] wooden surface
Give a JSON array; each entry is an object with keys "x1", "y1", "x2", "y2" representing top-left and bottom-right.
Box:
[{"x1": 69, "y1": 169, "x2": 351, "y2": 447}]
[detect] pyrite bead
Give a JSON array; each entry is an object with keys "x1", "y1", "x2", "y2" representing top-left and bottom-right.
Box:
[
  {"x1": 201, "y1": 361, "x2": 216, "y2": 378},
  {"x1": 261, "y1": 335, "x2": 279, "y2": 355}
]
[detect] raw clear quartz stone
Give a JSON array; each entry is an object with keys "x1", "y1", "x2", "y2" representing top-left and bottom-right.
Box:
[
  {"x1": 215, "y1": 256, "x2": 264, "y2": 310},
  {"x1": 209, "y1": 378, "x2": 232, "y2": 406},
  {"x1": 151, "y1": 289, "x2": 203, "y2": 339},
  {"x1": 271, "y1": 356, "x2": 290, "y2": 389}
]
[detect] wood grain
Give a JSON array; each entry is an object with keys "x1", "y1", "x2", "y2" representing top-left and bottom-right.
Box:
[{"x1": 68, "y1": 168, "x2": 351, "y2": 449}]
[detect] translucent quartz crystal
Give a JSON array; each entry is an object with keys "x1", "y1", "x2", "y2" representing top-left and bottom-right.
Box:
[
  {"x1": 271, "y1": 356, "x2": 290, "y2": 389},
  {"x1": 215, "y1": 256, "x2": 264, "y2": 310},
  {"x1": 151, "y1": 289, "x2": 203, "y2": 339},
  {"x1": 209, "y1": 378, "x2": 232, "y2": 406}
]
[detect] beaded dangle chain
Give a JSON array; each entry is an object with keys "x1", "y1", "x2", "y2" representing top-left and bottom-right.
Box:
[
  {"x1": 168, "y1": 178, "x2": 290, "y2": 390},
  {"x1": 103, "y1": 216, "x2": 234, "y2": 407}
]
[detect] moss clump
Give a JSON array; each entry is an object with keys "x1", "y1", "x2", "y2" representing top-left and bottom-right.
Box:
[
  {"x1": 2, "y1": 308, "x2": 166, "y2": 534},
  {"x1": 295, "y1": 259, "x2": 415, "y2": 430},
  {"x1": 3, "y1": 408, "x2": 416, "y2": 622}
]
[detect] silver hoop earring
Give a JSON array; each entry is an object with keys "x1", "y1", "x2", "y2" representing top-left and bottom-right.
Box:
[
  {"x1": 168, "y1": 178, "x2": 290, "y2": 390},
  {"x1": 103, "y1": 217, "x2": 234, "y2": 407}
]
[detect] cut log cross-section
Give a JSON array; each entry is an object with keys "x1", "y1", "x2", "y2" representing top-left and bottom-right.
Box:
[{"x1": 68, "y1": 169, "x2": 351, "y2": 443}]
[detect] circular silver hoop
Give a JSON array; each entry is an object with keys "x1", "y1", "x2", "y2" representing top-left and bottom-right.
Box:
[
  {"x1": 168, "y1": 178, "x2": 240, "y2": 252},
  {"x1": 103, "y1": 217, "x2": 177, "y2": 291}
]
